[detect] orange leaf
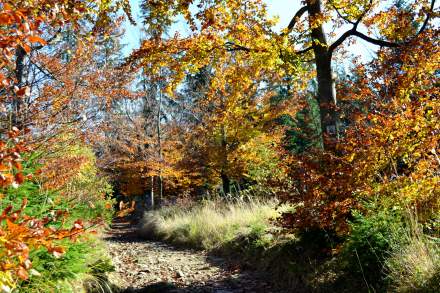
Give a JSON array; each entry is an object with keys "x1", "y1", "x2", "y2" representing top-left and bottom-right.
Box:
[
  {"x1": 22, "y1": 43, "x2": 31, "y2": 53},
  {"x1": 28, "y1": 35, "x2": 47, "y2": 45},
  {"x1": 15, "y1": 86, "x2": 30, "y2": 96}
]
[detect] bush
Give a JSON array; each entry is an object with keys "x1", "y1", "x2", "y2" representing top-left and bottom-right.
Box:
[
  {"x1": 19, "y1": 237, "x2": 115, "y2": 293},
  {"x1": 342, "y1": 202, "x2": 405, "y2": 287},
  {"x1": 342, "y1": 199, "x2": 440, "y2": 292},
  {"x1": 40, "y1": 144, "x2": 115, "y2": 224},
  {"x1": 0, "y1": 145, "x2": 115, "y2": 291}
]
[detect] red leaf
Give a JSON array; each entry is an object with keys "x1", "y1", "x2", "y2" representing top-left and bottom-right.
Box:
[{"x1": 15, "y1": 173, "x2": 25, "y2": 184}]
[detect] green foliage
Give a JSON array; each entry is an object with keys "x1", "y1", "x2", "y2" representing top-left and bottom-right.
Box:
[
  {"x1": 341, "y1": 199, "x2": 440, "y2": 292},
  {"x1": 0, "y1": 148, "x2": 115, "y2": 292},
  {"x1": 19, "y1": 238, "x2": 114, "y2": 293},
  {"x1": 274, "y1": 92, "x2": 322, "y2": 153},
  {"x1": 342, "y1": 201, "x2": 405, "y2": 289}
]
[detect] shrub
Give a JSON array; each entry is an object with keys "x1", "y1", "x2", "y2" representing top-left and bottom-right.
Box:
[
  {"x1": 343, "y1": 199, "x2": 440, "y2": 292},
  {"x1": 342, "y1": 200, "x2": 405, "y2": 290},
  {"x1": 0, "y1": 144, "x2": 115, "y2": 291},
  {"x1": 19, "y1": 237, "x2": 115, "y2": 293},
  {"x1": 40, "y1": 144, "x2": 114, "y2": 224}
]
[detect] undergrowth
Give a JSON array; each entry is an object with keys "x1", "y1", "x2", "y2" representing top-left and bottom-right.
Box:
[
  {"x1": 0, "y1": 145, "x2": 116, "y2": 292},
  {"x1": 140, "y1": 194, "x2": 440, "y2": 292}
]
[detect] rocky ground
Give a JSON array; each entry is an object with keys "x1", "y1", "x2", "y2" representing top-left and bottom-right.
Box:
[{"x1": 104, "y1": 219, "x2": 285, "y2": 293}]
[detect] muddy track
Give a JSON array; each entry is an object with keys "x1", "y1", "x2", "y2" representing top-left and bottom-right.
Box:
[{"x1": 103, "y1": 219, "x2": 285, "y2": 293}]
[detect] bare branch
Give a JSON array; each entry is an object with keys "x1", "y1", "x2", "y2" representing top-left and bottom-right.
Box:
[
  {"x1": 329, "y1": 0, "x2": 435, "y2": 53},
  {"x1": 416, "y1": 0, "x2": 436, "y2": 36},
  {"x1": 328, "y1": 29, "x2": 354, "y2": 53},
  {"x1": 352, "y1": 30, "x2": 401, "y2": 47},
  {"x1": 282, "y1": 6, "x2": 308, "y2": 36}
]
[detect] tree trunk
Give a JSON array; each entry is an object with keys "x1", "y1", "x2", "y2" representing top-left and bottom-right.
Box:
[
  {"x1": 13, "y1": 45, "x2": 26, "y2": 129},
  {"x1": 221, "y1": 171, "x2": 231, "y2": 195},
  {"x1": 220, "y1": 124, "x2": 230, "y2": 194},
  {"x1": 156, "y1": 81, "x2": 163, "y2": 205},
  {"x1": 307, "y1": 0, "x2": 339, "y2": 149},
  {"x1": 150, "y1": 176, "x2": 154, "y2": 208}
]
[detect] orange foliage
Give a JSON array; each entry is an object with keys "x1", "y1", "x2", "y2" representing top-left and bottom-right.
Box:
[
  {"x1": 0, "y1": 0, "x2": 132, "y2": 285},
  {"x1": 0, "y1": 199, "x2": 85, "y2": 280},
  {"x1": 282, "y1": 27, "x2": 439, "y2": 233}
]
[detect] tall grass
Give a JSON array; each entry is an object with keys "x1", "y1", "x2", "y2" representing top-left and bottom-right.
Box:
[
  {"x1": 140, "y1": 199, "x2": 280, "y2": 250},
  {"x1": 385, "y1": 214, "x2": 440, "y2": 292}
]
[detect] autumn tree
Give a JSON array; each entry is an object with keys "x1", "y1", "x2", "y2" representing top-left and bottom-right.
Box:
[
  {"x1": 134, "y1": 0, "x2": 436, "y2": 152},
  {"x1": 281, "y1": 2, "x2": 440, "y2": 232},
  {"x1": 0, "y1": 0, "x2": 133, "y2": 286},
  {"x1": 129, "y1": 0, "x2": 439, "y2": 232},
  {"x1": 283, "y1": 0, "x2": 437, "y2": 149}
]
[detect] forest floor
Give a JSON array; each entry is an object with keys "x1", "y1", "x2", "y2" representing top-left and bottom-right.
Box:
[{"x1": 104, "y1": 218, "x2": 286, "y2": 293}]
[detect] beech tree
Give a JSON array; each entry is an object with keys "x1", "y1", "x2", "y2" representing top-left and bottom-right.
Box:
[{"x1": 284, "y1": 0, "x2": 437, "y2": 149}]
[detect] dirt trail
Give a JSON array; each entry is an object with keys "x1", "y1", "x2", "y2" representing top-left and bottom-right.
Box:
[{"x1": 104, "y1": 219, "x2": 284, "y2": 293}]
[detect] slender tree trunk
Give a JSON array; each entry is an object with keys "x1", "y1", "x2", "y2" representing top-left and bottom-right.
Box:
[
  {"x1": 220, "y1": 125, "x2": 230, "y2": 194},
  {"x1": 307, "y1": 0, "x2": 339, "y2": 149},
  {"x1": 150, "y1": 176, "x2": 154, "y2": 208},
  {"x1": 221, "y1": 171, "x2": 231, "y2": 195},
  {"x1": 141, "y1": 74, "x2": 155, "y2": 209},
  {"x1": 13, "y1": 45, "x2": 26, "y2": 129},
  {"x1": 156, "y1": 81, "x2": 163, "y2": 204}
]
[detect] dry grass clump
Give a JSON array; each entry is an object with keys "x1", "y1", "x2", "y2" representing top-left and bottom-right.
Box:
[
  {"x1": 140, "y1": 199, "x2": 280, "y2": 250},
  {"x1": 385, "y1": 215, "x2": 440, "y2": 292}
]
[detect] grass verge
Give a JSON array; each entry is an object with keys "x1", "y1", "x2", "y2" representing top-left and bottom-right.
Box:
[{"x1": 140, "y1": 197, "x2": 440, "y2": 292}]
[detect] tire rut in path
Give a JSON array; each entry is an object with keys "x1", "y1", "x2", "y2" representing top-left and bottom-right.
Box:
[{"x1": 104, "y1": 219, "x2": 284, "y2": 293}]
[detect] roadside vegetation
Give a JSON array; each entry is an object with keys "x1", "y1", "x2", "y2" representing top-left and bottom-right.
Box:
[
  {"x1": 140, "y1": 198, "x2": 282, "y2": 250},
  {"x1": 0, "y1": 143, "x2": 115, "y2": 292},
  {"x1": 141, "y1": 194, "x2": 440, "y2": 292}
]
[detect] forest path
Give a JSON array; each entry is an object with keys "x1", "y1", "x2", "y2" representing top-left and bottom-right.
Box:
[{"x1": 103, "y1": 218, "x2": 284, "y2": 293}]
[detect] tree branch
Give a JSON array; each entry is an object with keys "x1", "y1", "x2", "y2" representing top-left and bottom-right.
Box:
[
  {"x1": 352, "y1": 31, "x2": 401, "y2": 47},
  {"x1": 282, "y1": 6, "x2": 308, "y2": 36},
  {"x1": 224, "y1": 41, "x2": 251, "y2": 52},
  {"x1": 297, "y1": 46, "x2": 314, "y2": 54},
  {"x1": 329, "y1": 0, "x2": 435, "y2": 53},
  {"x1": 329, "y1": 0, "x2": 355, "y2": 25},
  {"x1": 416, "y1": 0, "x2": 436, "y2": 36}
]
